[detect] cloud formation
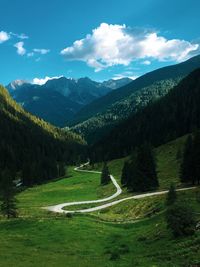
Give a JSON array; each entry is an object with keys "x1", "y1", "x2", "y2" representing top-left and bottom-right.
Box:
[
  {"x1": 14, "y1": 41, "x2": 26, "y2": 55},
  {"x1": 32, "y1": 76, "x2": 63, "y2": 85},
  {"x1": 33, "y1": 48, "x2": 50, "y2": 55},
  {"x1": 27, "y1": 48, "x2": 50, "y2": 59},
  {"x1": 10, "y1": 32, "x2": 29, "y2": 39},
  {"x1": 142, "y1": 60, "x2": 151, "y2": 65},
  {"x1": 61, "y1": 23, "x2": 199, "y2": 71},
  {"x1": 0, "y1": 31, "x2": 10, "y2": 43},
  {"x1": 113, "y1": 71, "x2": 138, "y2": 80}
]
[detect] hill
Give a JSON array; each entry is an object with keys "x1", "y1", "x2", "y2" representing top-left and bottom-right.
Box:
[
  {"x1": 91, "y1": 68, "x2": 200, "y2": 162},
  {"x1": 0, "y1": 85, "x2": 86, "y2": 186},
  {"x1": 72, "y1": 78, "x2": 180, "y2": 143},
  {"x1": 7, "y1": 77, "x2": 131, "y2": 127},
  {"x1": 71, "y1": 55, "x2": 200, "y2": 143}
]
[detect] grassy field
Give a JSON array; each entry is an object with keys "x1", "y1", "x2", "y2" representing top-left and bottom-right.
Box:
[{"x1": 0, "y1": 135, "x2": 200, "y2": 267}]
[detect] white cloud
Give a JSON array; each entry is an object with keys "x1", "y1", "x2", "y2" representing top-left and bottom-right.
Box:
[
  {"x1": 27, "y1": 49, "x2": 50, "y2": 58},
  {"x1": 10, "y1": 32, "x2": 29, "y2": 39},
  {"x1": 0, "y1": 31, "x2": 10, "y2": 43},
  {"x1": 142, "y1": 60, "x2": 151, "y2": 65},
  {"x1": 33, "y1": 48, "x2": 50, "y2": 54},
  {"x1": 32, "y1": 76, "x2": 63, "y2": 85},
  {"x1": 27, "y1": 52, "x2": 34, "y2": 57},
  {"x1": 14, "y1": 41, "x2": 26, "y2": 56},
  {"x1": 113, "y1": 71, "x2": 138, "y2": 80},
  {"x1": 17, "y1": 33, "x2": 29, "y2": 39},
  {"x1": 61, "y1": 23, "x2": 199, "y2": 71}
]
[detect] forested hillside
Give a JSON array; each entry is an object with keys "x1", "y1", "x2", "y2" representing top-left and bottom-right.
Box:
[
  {"x1": 0, "y1": 85, "x2": 86, "y2": 186},
  {"x1": 72, "y1": 78, "x2": 181, "y2": 144},
  {"x1": 91, "y1": 68, "x2": 200, "y2": 162}
]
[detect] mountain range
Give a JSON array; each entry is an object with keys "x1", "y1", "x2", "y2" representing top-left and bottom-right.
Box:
[
  {"x1": 6, "y1": 77, "x2": 132, "y2": 127},
  {"x1": 5, "y1": 55, "x2": 200, "y2": 147}
]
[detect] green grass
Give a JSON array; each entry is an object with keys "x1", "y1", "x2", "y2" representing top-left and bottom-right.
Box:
[
  {"x1": 0, "y1": 135, "x2": 200, "y2": 267},
  {"x1": 0, "y1": 195, "x2": 200, "y2": 267},
  {"x1": 156, "y1": 135, "x2": 187, "y2": 189},
  {"x1": 17, "y1": 167, "x2": 116, "y2": 217}
]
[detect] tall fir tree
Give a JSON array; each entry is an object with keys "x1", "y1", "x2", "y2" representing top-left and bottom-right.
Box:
[
  {"x1": 180, "y1": 135, "x2": 194, "y2": 184},
  {"x1": 101, "y1": 162, "x2": 110, "y2": 185},
  {"x1": 121, "y1": 144, "x2": 158, "y2": 192},
  {"x1": 121, "y1": 161, "x2": 130, "y2": 186},
  {"x1": 193, "y1": 131, "x2": 200, "y2": 185},
  {"x1": 131, "y1": 144, "x2": 158, "y2": 192},
  {"x1": 166, "y1": 184, "x2": 177, "y2": 206},
  {"x1": 0, "y1": 169, "x2": 17, "y2": 218}
]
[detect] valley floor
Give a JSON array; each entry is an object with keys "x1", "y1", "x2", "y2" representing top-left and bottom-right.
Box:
[{"x1": 0, "y1": 136, "x2": 200, "y2": 267}]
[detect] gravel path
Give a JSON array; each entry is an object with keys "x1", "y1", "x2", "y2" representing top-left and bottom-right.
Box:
[{"x1": 45, "y1": 163, "x2": 196, "y2": 214}]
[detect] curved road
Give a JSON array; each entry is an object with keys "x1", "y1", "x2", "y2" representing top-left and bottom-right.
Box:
[{"x1": 45, "y1": 163, "x2": 195, "y2": 214}]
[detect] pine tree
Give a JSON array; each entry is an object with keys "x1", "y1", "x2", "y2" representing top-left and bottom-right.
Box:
[
  {"x1": 0, "y1": 169, "x2": 18, "y2": 218},
  {"x1": 193, "y1": 131, "x2": 200, "y2": 185},
  {"x1": 180, "y1": 135, "x2": 194, "y2": 184},
  {"x1": 131, "y1": 144, "x2": 158, "y2": 192},
  {"x1": 58, "y1": 162, "x2": 66, "y2": 177},
  {"x1": 166, "y1": 184, "x2": 177, "y2": 206},
  {"x1": 101, "y1": 162, "x2": 110, "y2": 185},
  {"x1": 121, "y1": 161, "x2": 130, "y2": 186}
]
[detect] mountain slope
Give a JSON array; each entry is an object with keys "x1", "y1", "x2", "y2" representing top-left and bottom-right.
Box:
[
  {"x1": 72, "y1": 55, "x2": 200, "y2": 126},
  {"x1": 0, "y1": 85, "x2": 85, "y2": 185},
  {"x1": 72, "y1": 78, "x2": 181, "y2": 144},
  {"x1": 7, "y1": 77, "x2": 131, "y2": 127},
  {"x1": 10, "y1": 85, "x2": 82, "y2": 127},
  {"x1": 91, "y1": 68, "x2": 200, "y2": 162}
]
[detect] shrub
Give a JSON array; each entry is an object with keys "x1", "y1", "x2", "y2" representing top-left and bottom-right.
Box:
[
  {"x1": 110, "y1": 251, "x2": 120, "y2": 261},
  {"x1": 166, "y1": 201, "x2": 196, "y2": 237}
]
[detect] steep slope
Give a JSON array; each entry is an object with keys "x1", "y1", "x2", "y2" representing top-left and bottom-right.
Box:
[
  {"x1": 72, "y1": 55, "x2": 200, "y2": 126},
  {"x1": 72, "y1": 78, "x2": 181, "y2": 144},
  {"x1": 7, "y1": 77, "x2": 131, "y2": 127},
  {"x1": 0, "y1": 85, "x2": 85, "y2": 185},
  {"x1": 91, "y1": 68, "x2": 200, "y2": 162}
]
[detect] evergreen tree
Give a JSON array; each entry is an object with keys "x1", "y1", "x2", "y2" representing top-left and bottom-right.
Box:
[
  {"x1": 58, "y1": 162, "x2": 66, "y2": 177},
  {"x1": 180, "y1": 135, "x2": 194, "y2": 184},
  {"x1": 0, "y1": 169, "x2": 17, "y2": 218},
  {"x1": 101, "y1": 162, "x2": 110, "y2": 185},
  {"x1": 121, "y1": 161, "x2": 130, "y2": 186},
  {"x1": 131, "y1": 144, "x2": 158, "y2": 192},
  {"x1": 193, "y1": 131, "x2": 200, "y2": 185},
  {"x1": 166, "y1": 184, "x2": 177, "y2": 206}
]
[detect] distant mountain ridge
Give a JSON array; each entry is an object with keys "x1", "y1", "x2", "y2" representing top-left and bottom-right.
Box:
[{"x1": 6, "y1": 76, "x2": 132, "y2": 127}]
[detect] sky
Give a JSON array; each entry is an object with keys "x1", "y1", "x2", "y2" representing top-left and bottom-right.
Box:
[{"x1": 0, "y1": 0, "x2": 200, "y2": 85}]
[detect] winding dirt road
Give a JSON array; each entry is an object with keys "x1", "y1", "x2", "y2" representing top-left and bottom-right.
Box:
[{"x1": 45, "y1": 164, "x2": 195, "y2": 214}]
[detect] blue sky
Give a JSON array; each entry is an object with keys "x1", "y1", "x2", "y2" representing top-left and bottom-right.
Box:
[{"x1": 0, "y1": 0, "x2": 200, "y2": 85}]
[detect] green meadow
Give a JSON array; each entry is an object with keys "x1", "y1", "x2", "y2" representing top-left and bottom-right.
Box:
[{"x1": 0, "y1": 136, "x2": 200, "y2": 267}]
